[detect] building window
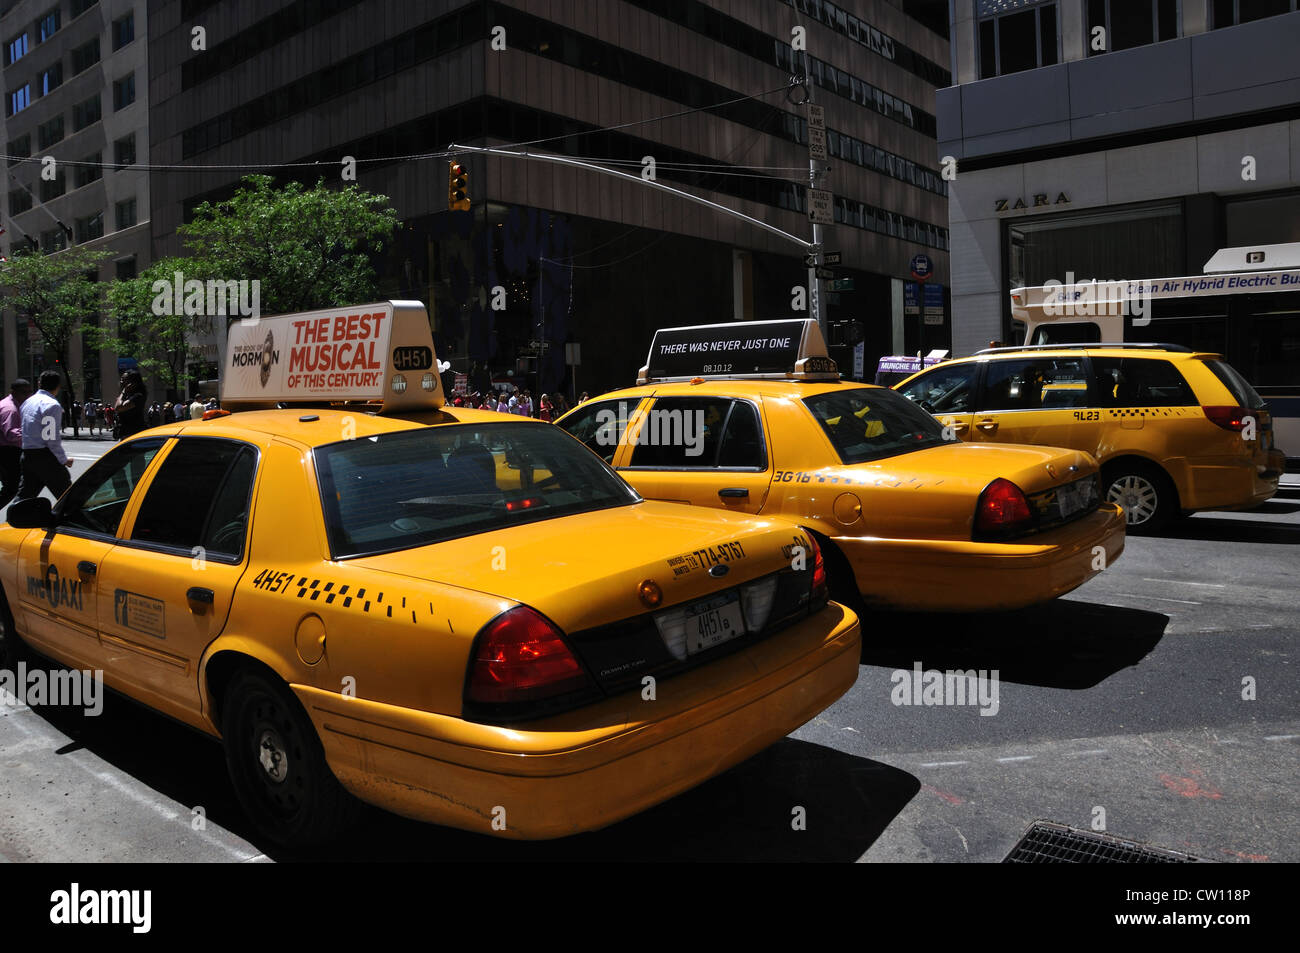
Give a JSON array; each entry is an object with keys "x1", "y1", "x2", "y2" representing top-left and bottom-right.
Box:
[
  {"x1": 9, "y1": 189, "x2": 33, "y2": 216},
  {"x1": 40, "y1": 61, "x2": 63, "y2": 95},
  {"x1": 113, "y1": 73, "x2": 135, "y2": 110},
  {"x1": 1005, "y1": 202, "x2": 1184, "y2": 291},
  {"x1": 1212, "y1": 0, "x2": 1298, "y2": 27},
  {"x1": 114, "y1": 133, "x2": 136, "y2": 170},
  {"x1": 39, "y1": 170, "x2": 66, "y2": 202},
  {"x1": 71, "y1": 0, "x2": 99, "y2": 17},
  {"x1": 7, "y1": 83, "x2": 31, "y2": 116},
  {"x1": 36, "y1": 8, "x2": 60, "y2": 43},
  {"x1": 71, "y1": 37, "x2": 100, "y2": 74},
  {"x1": 75, "y1": 211, "x2": 105, "y2": 243},
  {"x1": 7, "y1": 134, "x2": 31, "y2": 167},
  {"x1": 113, "y1": 13, "x2": 134, "y2": 50},
  {"x1": 41, "y1": 227, "x2": 68, "y2": 252},
  {"x1": 977, "y1": 0, "x2": 1058, "y2": 78},
  {"x1": 37, "y1": 114, "x2": 64, "y2": 148},
  {"x1": 115, "y1": 197, "x2": 137, "y2": 229},
  {"x1": 115, "y1": 256, "x2": 137, "y2": 280},
  {"x1": 72, "y1": 93, "x2": 101, "y2": 130},
  {"x1": 5, "y1": 31, "x2": 28, "y2": 65},
  {"x1": 1088, "y1": 0, "x2": 1180, "y2": 54},
  {"x1": 73, "y1": 153, "x2": 102, "y2": 188}
]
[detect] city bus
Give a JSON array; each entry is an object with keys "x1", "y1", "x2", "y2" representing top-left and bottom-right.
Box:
[{"x1": 1010, "y1": 243, "x2": 1300, "y2": 467}]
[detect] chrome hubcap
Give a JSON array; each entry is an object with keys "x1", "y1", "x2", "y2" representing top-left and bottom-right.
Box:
[
  {"x1": 1108, "y1": 475, "x2": 1158, "y2": 524},
  {"x1": 257, "y1": 728, "x2": 289, "y2": 784}
]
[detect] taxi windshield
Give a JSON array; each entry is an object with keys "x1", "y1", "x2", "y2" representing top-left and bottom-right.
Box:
[
  {"x1": 803, "y1": 388, "x2": 951, "y2": 464},
  {"x1": 315, "y1": 422, "x2": 638, "y2": 558}
]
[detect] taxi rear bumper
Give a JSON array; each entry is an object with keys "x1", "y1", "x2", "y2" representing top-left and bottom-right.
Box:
[
  {"x1": 1173, "y1": 451, "x2": 1281, "y2": 511},
  {"x1": 293, "y1": 602, "x2": 860, "y2": 839},
  {"x1": 834, "y1": 502, "x2": 1126, "y2": 612}
]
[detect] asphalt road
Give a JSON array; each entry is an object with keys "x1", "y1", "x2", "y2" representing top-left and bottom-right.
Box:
[{"x1": 1, "y1": 440, "x2": 1295, "y2": 862}]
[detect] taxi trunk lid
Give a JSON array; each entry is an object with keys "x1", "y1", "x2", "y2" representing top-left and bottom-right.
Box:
[{"x1": 349, "y1": 501, "x2": 821, "y2": 697}]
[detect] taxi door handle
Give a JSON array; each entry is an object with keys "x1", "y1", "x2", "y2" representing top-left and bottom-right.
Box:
[
  {"x1": 77, "y1": 560, "x2": 97, "y2": 576},
  {"x1": 976, "y1": 419, "x2": 999, "y2": 433},
  {"x1": 187, "y1": 587, "x2": 214, "y2": 613},
  {"x1": 718, "y1": 487, "x2": 749, "y2": 499}
]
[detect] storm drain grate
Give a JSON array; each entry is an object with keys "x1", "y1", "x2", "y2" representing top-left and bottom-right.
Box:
[{"x1": 1004, "y1": 821, "x2": 1210, "y2": 863}]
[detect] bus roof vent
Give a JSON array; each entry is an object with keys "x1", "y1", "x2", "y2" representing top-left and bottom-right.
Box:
[{"x1": 1204, "y1": 243, "x2": 1300, "y2": 274}]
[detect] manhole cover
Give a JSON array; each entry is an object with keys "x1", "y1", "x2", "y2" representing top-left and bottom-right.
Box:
[{"x1": 1004, "y1": 821, "x2": 1210, "y2": 863}]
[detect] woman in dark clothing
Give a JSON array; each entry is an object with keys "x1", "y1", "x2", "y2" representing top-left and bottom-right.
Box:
[{"x1": 114, "y1": 370, "x2": 148, "y2": 439}]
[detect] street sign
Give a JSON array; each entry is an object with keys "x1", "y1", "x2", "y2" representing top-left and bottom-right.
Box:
[
  {"x1": 853, "y1": 342, "x2": 865, "y2": 379},
  {"x1": 808, "y1": 126, "x2": 827, "y2": 161},
  {"x1": 910, "y1": 254, "x2": 933, "y2": 281},
  {"x1": 815, "y1": 267, "x2": 834, "y2": 280},
  {"x1": 829, "y1": 278, "x2": 854, "y2": 292},
  {"x1": 565, "y1": 341, "x2": 581, "y2": 365},
  {"x1": 519, "y1": 340, "x2": 551, "y2": 358},
  {"x1": 807, "y1": 188, "x2": 833, "y2": 225},
  {"x1": 824, "y1": 251, "x2": 842, "y2": 265},
  {"x1": 923, "y1": 282, "x2": 945, "y2": 325},
  {"x1": 807, "y1": 104, "x2": 825, "y2": 130},
  {"x1": 903, "y1": 281, "x2": 920, "y2": 316}
]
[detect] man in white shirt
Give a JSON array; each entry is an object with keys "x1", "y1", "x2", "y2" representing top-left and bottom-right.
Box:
[{"x1": 17, "y1": 370, "x2": 74, "y2": 501}]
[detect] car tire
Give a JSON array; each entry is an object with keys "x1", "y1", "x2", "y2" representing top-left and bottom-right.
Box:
[
  {"x1": 1103, "y1": 461, "x2": 1177, "y2": 534},
  {"x1": 221, "y1": 667, "x2": 358, "y2": 849}
]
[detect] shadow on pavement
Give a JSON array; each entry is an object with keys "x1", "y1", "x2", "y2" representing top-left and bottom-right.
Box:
[
  {"x1": 9, "y1": 646, "x2": 915, "y2": 862},
  {"x1": 1160, "y1": 514, "x2": 1300, "y2": 544},
  {"x1": 858, "y1": 599, "x2": 1168, "y2": 690}
]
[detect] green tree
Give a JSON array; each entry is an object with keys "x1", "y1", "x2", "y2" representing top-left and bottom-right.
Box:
[
  {"x1": 89, "y1": 256, "x2": 202, "y2": 400},
  {"x1": 0, "y1": 245, "x2": 110, "y2": 434},
  {"x1": 176, "y1": 174, "x2": 401, "y2": 315}
]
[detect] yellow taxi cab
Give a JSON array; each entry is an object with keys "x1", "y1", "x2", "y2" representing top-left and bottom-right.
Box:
[
  {"x1": 895, "y1": 343, "x2": 1285, "y2": 532},
  {"x1": 556, "y1": 320, "x2": 1125, "y2": 613},
  {"x1": 0, "y1": 302, "x2": 859, "y2": 847}
]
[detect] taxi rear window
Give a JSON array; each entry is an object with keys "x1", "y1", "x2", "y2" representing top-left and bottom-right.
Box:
[
  {"x1": 314, "y1": 422, "x2": 638, "y2": 558},
  {"x1": 802, "y1": 388, "x2": 951, "y2": 465}
]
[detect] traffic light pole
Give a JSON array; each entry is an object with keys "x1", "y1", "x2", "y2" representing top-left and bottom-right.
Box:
[
  {"x1": 803, "y1": 66, "x2": 825, "y2": 340},
  {"x1": 448, "y1": 144, "x2": 815, "y2": 253}
]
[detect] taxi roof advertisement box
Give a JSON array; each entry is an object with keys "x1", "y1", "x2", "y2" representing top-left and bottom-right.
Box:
[
  {"x1": 222, "y1": 300, "x2": 444, "y2": 412},
  {"x1": 638, "y1": 319, "x2": 837, "y2": 383}
]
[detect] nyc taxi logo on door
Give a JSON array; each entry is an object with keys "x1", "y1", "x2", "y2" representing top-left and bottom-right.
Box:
[{"x1": 25, "y1": 564, "x2": 84, "y2": 612}]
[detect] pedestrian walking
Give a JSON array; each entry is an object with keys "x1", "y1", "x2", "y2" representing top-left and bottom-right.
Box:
[
  {"x1": 115, "y1": 370, "x2": 148, "y2": 439},
  {"x1": 0, "y1": 378, "x2": 33, "y2": 511},
  {"x1": 538, "y1": 394, "x2": 553, "y2": 423},
  {"x1": 16, "y1": 370, "x2": 74, "y2": 502}
]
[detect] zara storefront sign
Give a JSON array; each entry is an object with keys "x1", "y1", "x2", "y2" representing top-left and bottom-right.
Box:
[{"x1": 995, "y1": 193, "x2": 1070, "y2": 212}]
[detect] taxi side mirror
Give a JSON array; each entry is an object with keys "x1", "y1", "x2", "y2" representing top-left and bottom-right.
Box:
[{"x1": 6, "y1": 497, "x2": 54, "y2": 529}]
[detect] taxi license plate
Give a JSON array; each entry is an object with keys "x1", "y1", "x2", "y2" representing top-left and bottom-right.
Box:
[
  {"x1": 684, "y1": 593, "x2": 745, "y2": 655},
  {"x1": 1055, "y1": 480, "x2": 1091, "y2": 519}
]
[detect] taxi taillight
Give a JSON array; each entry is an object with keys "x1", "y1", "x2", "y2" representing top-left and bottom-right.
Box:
[
  {"x1": 807, "y1": 533, "x2": 828, "y2": 603},
  {"x1": 975, "y1": 478, "x2": 1032, "y2": 538},
  {"x1": 1202, "y1": 405, "x2": 1255, "y2": 432},
  {"x1": 465, "y1": 606, "x2": 594, "y2": 708}
]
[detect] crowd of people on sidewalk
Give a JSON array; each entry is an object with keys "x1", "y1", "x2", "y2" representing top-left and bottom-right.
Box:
[{"x1": 449, "y1": 388, "x2": 590, "y2": 422}]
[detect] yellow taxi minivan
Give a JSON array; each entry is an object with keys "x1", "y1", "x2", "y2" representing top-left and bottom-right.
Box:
[
  {"x1": 896, "y1": 343, "x2": 1284, "y2": 532},
  {"x1": 557, "y1": 320, "x2": 1125, "y2": 614},
  {"x1": 0, "y1": 302, "x2": 860, "y2": 847}
]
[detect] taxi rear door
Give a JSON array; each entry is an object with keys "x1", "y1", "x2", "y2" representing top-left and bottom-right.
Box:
[
  {"x1": 616, "y1": 395, "x2": 771, "y2": 514},
  {"x1": 971, "y1": 355, "x2": 1102, "y2": 449},
  {"x1": 95, "y1": 436, "x2": 260, "y2": 721}
]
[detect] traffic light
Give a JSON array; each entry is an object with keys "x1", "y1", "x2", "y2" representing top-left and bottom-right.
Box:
[{"x1": 448, "y1": 160, "x2": 470, "y2": 212}]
